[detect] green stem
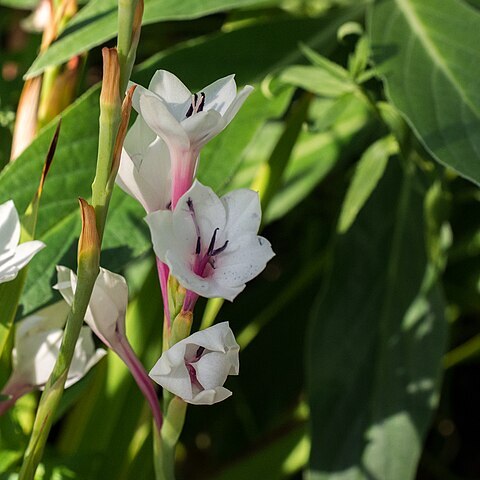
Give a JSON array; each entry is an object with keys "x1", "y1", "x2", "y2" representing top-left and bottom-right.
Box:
[
  {"x1": 117, "y1": 0, "x2": 139, "y2": 94},
  {"x1": 154, "y1": 397, "x2": 187, "y2": 480},
  {"x1": 444, "y1": 334, "x2": 480, "y2": 369},
  {"x1": 18, "y1": 262, "x2": 98, "y2": 480},
  {"x1": 91, "y1": 102, "x2": 121, "y2": 239}
]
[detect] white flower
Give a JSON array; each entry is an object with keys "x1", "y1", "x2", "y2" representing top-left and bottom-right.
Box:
[
  {"x1": 11, "y1": 301, "x2": 106, "y2": 389},
  {"x1": 145, "y1": 181, "x2": 275, "y2": 302},
  {"x1": 0, "y1": 200, "x2": 45, "y2": 284},
  {"x1": 116, "y1": 115, "x2": 172, "y2": 213},
  {"x1": 132, "y1": 70, "x2": 253, "y2": 206},
  {"x1": 55, "y1": 266, "x2": 128, "y2": 349},
  {"x1": 54, "y1": 265, "x2": 164, "y2": 429},
  {"x1": 149, "y1": 322, "x2": 239, "y2": 405}
]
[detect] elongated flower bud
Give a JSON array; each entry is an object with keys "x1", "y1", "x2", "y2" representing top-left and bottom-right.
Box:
[
  {"x1": 78, "y1": 198, "x2": 100, "y2": 274},
  {"x1": 100, "y1": 48, "x2": 121, "y2": 109}
]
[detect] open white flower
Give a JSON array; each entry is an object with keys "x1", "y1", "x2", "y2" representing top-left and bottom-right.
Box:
[
  {"x1": 132, "y1": 70, "x2": 253, "y2": 206},
  {"x1": 149, "y1": 322, "x2": 239, "y2": 405},
  {"x1": 0, "y1": 200, "x2": 45, "y2": 284},
  {"x1": 116, "y1": 115, "x2": 172, "y2": 213},
  {"x1": 145, "y1": 181, "x2": 275, "y2": 302},
  {"x1": 55, "y1": 266, "x2": 128, "y2": 349},
  {"x1": 54, "y1": 266, "x2": 163, "y2": 429},
  {"x1": 7, "y1": 301, "x2": 105, "y2": 392}
]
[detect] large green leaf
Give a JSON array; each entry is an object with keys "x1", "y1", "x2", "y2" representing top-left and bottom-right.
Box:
[
  {"x1": 369, "y1": 0, "x2": 480, "y2": 186},
  {"x1": 306, "y1": 160, "x2": 447, "y2": 480},
  {"x1": 25, "y1": 0, "x2": 279, "y2": 78}
]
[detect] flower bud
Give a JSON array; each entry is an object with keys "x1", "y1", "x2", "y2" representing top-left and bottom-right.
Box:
[
  {"x1": 78, "y1": 198, "x2": 100, "y2": 274},
  {"x1": 100, "y1": 47, "x2": 121, "y2": 109}
]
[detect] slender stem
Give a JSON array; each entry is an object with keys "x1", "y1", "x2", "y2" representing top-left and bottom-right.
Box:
[
  {"x1": 156, "y1": 258, "x2": 171, "y2": 328},
  {"x1": 91, "y1": 101, "x2": 121, "y2": 239},
  {"x1": 115, "y1": 336, "x2": 163, "y2": 431},
  {"x1": 18, "y1": 266, "x2": 97, "y2": 480},
  {"x1": 117, "y1": 0, "x2": 138, "y2": 94}
]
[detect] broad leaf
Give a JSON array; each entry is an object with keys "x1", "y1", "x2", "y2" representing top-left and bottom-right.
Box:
[
  {"x1": 307, "y1": 160, "x2": 447, "y2": 480},
  {"x1": 26, "y1": 0, "x2": 280, "y2": 78},
  {"x1": 369, "y1": 0, "x2": 480, "y2": 185}
]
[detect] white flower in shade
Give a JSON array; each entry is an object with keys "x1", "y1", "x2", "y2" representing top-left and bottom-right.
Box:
[
  {"x1": 11, "y1": 301, "x2": 105, "y2": 390},
  {"x1": 132, "y1": 70, "x2": 253, "y2": 206},
  {"x1": 145, "y1": 181, "x2": 275, "y2": 302},
  {"x1": 116, "y1": 115, "x2": 172, "y2": 213},
  {"x1": 0, "y1": 200, "x2": 45, "y2": 284},
  {"x1": 54, "y1": 266, "x2": 164, "y2": 430},
  {"x1": 149, "y1": 322, "x2": 239, "y2": 405},
  {"x1": 55, "y1": 266, "x2": 128, "y2": 349}
]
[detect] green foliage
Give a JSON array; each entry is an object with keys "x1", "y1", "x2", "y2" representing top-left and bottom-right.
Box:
[
  {"x1": 1, "y1": 0, "x2": 480, "y2": 478},
  {"x1": 369, "y1": 0, "x2": 480, "y2": 185},
  {"x1": 307, "y1": 160, "x2": 447, "y2": 479}
]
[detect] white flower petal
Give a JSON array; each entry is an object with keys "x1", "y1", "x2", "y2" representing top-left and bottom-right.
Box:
[
  {"x1": 193, "y1": 351, "x2": 231, "y2": 390},
  {"x1": 145, "y1": 209, "x2": 176, "y2": 262},
  {"x1": 0, "y1": 240, "x2": 45, "y2": 284},
  {"x1": 139, "y1": 94, "x2": 190, "y2": 150},
  {"x1": 149, "y1": 341, "x2": 194, "y2": 400},
  {"x1": 117, "y1": 141, "x2": 171, "y2": 213},
  {"x1": 222, "y1": 189, "x2": 262, "y2": 239},
  {"x1": 190, "y1": 386, "x2": 232, "y2": 405},
  {"x1": 65, "y1": 326, "x2": 107, "y2": 388},
  {"x1": 201, "y1": 75, "x2": 237, "y2": 115},
  {"x1": 148, "y1": 70, "x2": 192, "y2": 120},
  {"x1": 85, "y1": 267, "x2": 128, "y2": 344},
  {"x1": 213, "y1": 235, "x2": 275, "y2": 290},
  {"x1": 0, "y1": 200, "x2": 20, "y2": 256},
  {"x1": 123, "y1": 115, "x2": 157, "y2": 166},
  {"x1": 222, "y1": 85, "x2": 254, "y2": 126},
  {"x1": 181, "y1": 110, "x2": 223, "y2": 149},
  {"x1": 13, "y1": 301, "x2": 104, "y2": 389},
  {"x1": 54, "y1": 265, "x2": 76, "y2": 305},
  {"x1": 164, "y1": 251, "x2": 208, "y2": 295}
]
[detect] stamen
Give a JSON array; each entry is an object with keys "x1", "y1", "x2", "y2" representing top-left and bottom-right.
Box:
[
  {"x1": 185, "y1": 92, "x2": 206, "y2": 118},
  {"x1": 207, "y1": 228, "x2": 219, "y2": 256},
  {"x1": 195, "y1": 236, "x2": 201, "y2": 255},
  {"x1": 211, "y1": 240, "x2": 229, "y2": 256},
  {"x1": 197, "y1": 92, "x2": 205, "y2": 112}
]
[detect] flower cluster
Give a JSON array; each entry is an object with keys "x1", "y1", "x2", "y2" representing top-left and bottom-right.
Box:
[
  {"x1": 0, "y1": 70, "x2": 274, "y2": 418},
  {"x1": 117, "y1": 70, "x2": 275, "y2": 403}
]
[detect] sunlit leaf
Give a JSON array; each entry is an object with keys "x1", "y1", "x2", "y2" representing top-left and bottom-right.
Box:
[{"x1": 369, "y1": 0, "x2": 480, "y2": 185}]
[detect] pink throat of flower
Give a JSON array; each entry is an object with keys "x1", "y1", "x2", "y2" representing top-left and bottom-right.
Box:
[
  {"x1": 186, "y1": 197, "x2": 228, "y2": 278},
  {"x1": 186, "y1": 346, "x2": 206, "y2": 393}
]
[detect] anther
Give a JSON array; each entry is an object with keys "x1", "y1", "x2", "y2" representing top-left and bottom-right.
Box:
[
  {"x1": 185, "y1": 92, "x2": 206, "y2": 118},
  {"x1": 211, "y1": 240, "x2": 228, "y2": 256},
  {"x1": 207, "y1": 228, "x2": 219, "y2": 256}
]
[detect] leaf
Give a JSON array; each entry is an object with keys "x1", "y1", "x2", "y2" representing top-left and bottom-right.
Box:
[
  {"x1": 369, "y1": 0, "x2": 480, "y2": 186},
  {"x1": 133, "y1": 9, "x2": 364, "y2": 88},
  {"x1": 265, "y1": 93, "x2": 374, "y2": 223},
  {"x1": 306, "y1": 160, "x2": 447, "y2": 480},
  {"x1": 26, "y1": 0, "x2": 282, "y2": 78},
  {"x1": 0, "y1": 0, "x2": 36, "y2": 7},
  {"x1": 337, "y1": 135, "x2": 397, "y2": 234},
  {"x1": 211, "y1": 424, "x2": 309, "y2": 480}
]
